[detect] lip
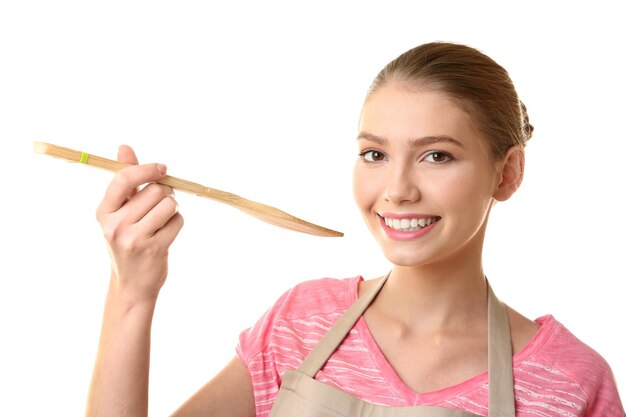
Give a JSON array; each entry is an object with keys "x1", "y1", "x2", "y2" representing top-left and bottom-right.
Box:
[
  {"x1": 377, "y1": 213, "x2": 440, "y2": 241},
  {"x1": 377, "y1": 212, "x2": 436, "y2": 219}
]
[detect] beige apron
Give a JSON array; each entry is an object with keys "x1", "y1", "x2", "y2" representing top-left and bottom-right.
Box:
[{"x1": 268, "y1": 273, "x2": 516, "y2": 417}]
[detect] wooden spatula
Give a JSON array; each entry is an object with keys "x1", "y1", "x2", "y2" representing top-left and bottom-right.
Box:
[{"x1": 34, "y1": 142, "x2": 343, "y2": 237}]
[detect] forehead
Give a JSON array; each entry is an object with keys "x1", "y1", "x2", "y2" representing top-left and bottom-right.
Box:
[{"x1": 360, "y1": 83, "x2": 485, "y2": 148}]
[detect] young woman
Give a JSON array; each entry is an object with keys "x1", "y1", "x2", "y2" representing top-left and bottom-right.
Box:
[{"x1": 86, "y1": 42, "x2": 625, "y2": 416}]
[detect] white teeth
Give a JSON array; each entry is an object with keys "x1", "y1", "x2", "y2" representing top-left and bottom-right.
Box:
[{"x1": 382, "y1": 215, "x2": 439, "y2": 231}]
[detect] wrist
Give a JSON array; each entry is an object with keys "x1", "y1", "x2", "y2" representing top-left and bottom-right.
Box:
[{"x1": 106, "y1": 272, "x2": 160, "y2": 315}]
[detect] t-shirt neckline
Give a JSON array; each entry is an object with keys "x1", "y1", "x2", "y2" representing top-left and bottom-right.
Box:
[{"x1": 347, "y1": 276, "x2": 557, "y2": 405}]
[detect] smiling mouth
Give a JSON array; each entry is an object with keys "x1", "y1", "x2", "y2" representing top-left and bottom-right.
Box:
[{"x1": 378, "y1": 214, "x2": 441, "y2": 232}]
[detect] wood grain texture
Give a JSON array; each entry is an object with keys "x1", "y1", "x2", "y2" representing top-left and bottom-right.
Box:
[{"x1": 33, "y1": 142, "x2": 343, "y2": 237}]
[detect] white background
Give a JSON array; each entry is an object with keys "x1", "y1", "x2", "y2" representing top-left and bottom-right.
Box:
[{"x1": 1, "y1": 1, "x2": 624, "y2": 415}]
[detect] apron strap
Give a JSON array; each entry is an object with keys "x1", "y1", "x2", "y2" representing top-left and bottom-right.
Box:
[
  {"x1": 487, "y1": 283, "x2": 516, "y2": 416},
  {"x1": 297, "y1": 272, "x2": 390, "y2": 377},
  {"x1": 296, "y1": 274, "x2": 516, "y2": 417}
]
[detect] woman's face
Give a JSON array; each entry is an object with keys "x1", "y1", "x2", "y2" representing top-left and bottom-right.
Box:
[{"x1": 353, "y1": 83, "x2": 502, "y2": 267}]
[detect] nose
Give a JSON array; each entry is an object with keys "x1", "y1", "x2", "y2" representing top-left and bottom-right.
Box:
[{"x1": 384, "y1": 164, "x2": 420, "y2": 204}]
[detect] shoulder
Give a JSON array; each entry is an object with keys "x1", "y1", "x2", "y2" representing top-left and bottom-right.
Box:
[
  {"x1": 521, "y1": 315, "x2": 624, "y2": 415},
  {"x1": 236, "y1": 275, "x2": 362, "y2": 363},
  {"x1": 274, "y1": 276, "x2": 362, "y2": 319},
  {"x1": 534, "y1": 316, "x2": 613, "y2": 377}
]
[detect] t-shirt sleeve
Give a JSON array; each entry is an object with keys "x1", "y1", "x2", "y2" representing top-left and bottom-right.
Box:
[
  {"x1": 542, "y1": 321, "x2": 625, "y2": 417},
  {"x1": 582, "y1": 362, "x2": 625, "y2": 417},
  {"x1": 235, "y1": 287, "x2": 294, "y2": 417},
  {"x1": 236, "y1": 287, "x2": 290, "y2": 366},
  {"x1": 234, "y1": 277, "x2": 356, "y2": 417}
]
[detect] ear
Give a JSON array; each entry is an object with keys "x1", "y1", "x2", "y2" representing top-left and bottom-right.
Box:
[{"x1": 493, "y1": 146, "x2": 525, "y2": 202}]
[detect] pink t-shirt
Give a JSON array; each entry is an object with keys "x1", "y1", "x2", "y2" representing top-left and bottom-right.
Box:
[{"x1": 236, "y1": 276, "x2": 625, "y2": 417}]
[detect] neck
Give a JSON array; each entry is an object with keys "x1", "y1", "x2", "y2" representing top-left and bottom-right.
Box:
[{"x1": 376, "y1": 234, "x2": 488, "y2": 333}]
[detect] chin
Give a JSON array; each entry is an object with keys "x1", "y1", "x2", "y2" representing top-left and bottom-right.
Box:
[{"x1": 380, "y1": 245, "x2": 432, "y2": 267}]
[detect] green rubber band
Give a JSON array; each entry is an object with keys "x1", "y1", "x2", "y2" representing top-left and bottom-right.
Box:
[{"x1": 79, "y1": 152, "x2": 89, "y2": 164}]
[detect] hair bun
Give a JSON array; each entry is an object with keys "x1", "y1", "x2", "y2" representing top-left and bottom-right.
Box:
[{"x1": 520, "y1": 100, "x2": 534, "y2": 142}]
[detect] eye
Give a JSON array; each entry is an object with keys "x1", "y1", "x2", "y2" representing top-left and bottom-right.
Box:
[
  {"x1": 423, "y1": 151, "x2": 453, "y2": 163},
  {"x1": 359, "y1": 150, "x2": 386, "y2": 162}
]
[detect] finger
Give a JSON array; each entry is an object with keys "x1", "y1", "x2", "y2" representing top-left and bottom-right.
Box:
[
  {"x1": 117, "y1": 144, "x2": 139, "y2": 165},
  {"x1": 119, "y1": 183, "x2": 175, "y2": 225},
  {"x1": 133, "y1": 194, "x2": 179, "y2": 238},
  {"x1": 98, "y1": 163, "x2": 168, "y2": 215},
  {"x1": 117, "y1": 145, "x2": 140, "y2": 199},
  {"x1": 150, "y1": 212, "x2": 184, "y2": 250}
]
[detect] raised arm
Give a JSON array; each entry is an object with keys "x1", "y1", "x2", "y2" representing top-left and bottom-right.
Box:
[
  {"x1": 85, "y1": 146, "x2": 256, "y2": 417},
  {"x1": 86, "y1": 145, "x2": 183, "y2": 416}
]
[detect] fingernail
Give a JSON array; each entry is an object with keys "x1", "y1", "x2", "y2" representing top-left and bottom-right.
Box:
[{"x1": 157, "y1": 164, "x2": 167, "y2": 175}]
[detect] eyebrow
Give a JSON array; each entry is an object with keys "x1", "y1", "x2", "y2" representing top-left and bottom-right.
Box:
[{"x1": 357, "y1": 131, "x2": 465, "y2": 149}]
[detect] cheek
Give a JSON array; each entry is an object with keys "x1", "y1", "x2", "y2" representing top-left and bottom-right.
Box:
[
  {"x1": 439, "y1": 168, "x2": 495, "y2": 217},
  {"x1": 422, "y1": 167, "x2": 492, "y2": 212},
  {"x1": 352, "y1": 165, "x2": 379, "y2": 212}
]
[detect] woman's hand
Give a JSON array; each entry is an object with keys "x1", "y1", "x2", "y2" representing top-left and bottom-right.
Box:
[
  {"x1": 96, "y1": 145, "x2": 184, "y2": 303},
  {"x1": 88, "y1": 146, "x2": 256, "y2": 417},
  {"x1": 87, "y1": 146, "x2": 184, "y2": 416}
]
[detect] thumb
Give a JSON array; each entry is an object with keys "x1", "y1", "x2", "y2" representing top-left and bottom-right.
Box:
[
  {"x1": 117, "y1": 144, "x2": 139, "y2": 165},
  {"x1": 116, "y1": 144, "x2": 141, "y2": 198}
]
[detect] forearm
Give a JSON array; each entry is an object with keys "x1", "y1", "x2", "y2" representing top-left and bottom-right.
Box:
[
  {"x1": 87, "y1": 151, "x2": 182, "y2": 415},
  {"x1": 86, "y1": 276, "x2": 158, "y2": 417}
]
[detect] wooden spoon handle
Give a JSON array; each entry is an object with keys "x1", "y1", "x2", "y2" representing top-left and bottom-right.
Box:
[{"x1": 34, "y1": 142, "x2": 343, "y2": 237}]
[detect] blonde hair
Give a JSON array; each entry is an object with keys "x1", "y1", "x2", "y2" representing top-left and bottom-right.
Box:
[{"x1": 368, "y1": 42, "x2": 534, "y2": 159}]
